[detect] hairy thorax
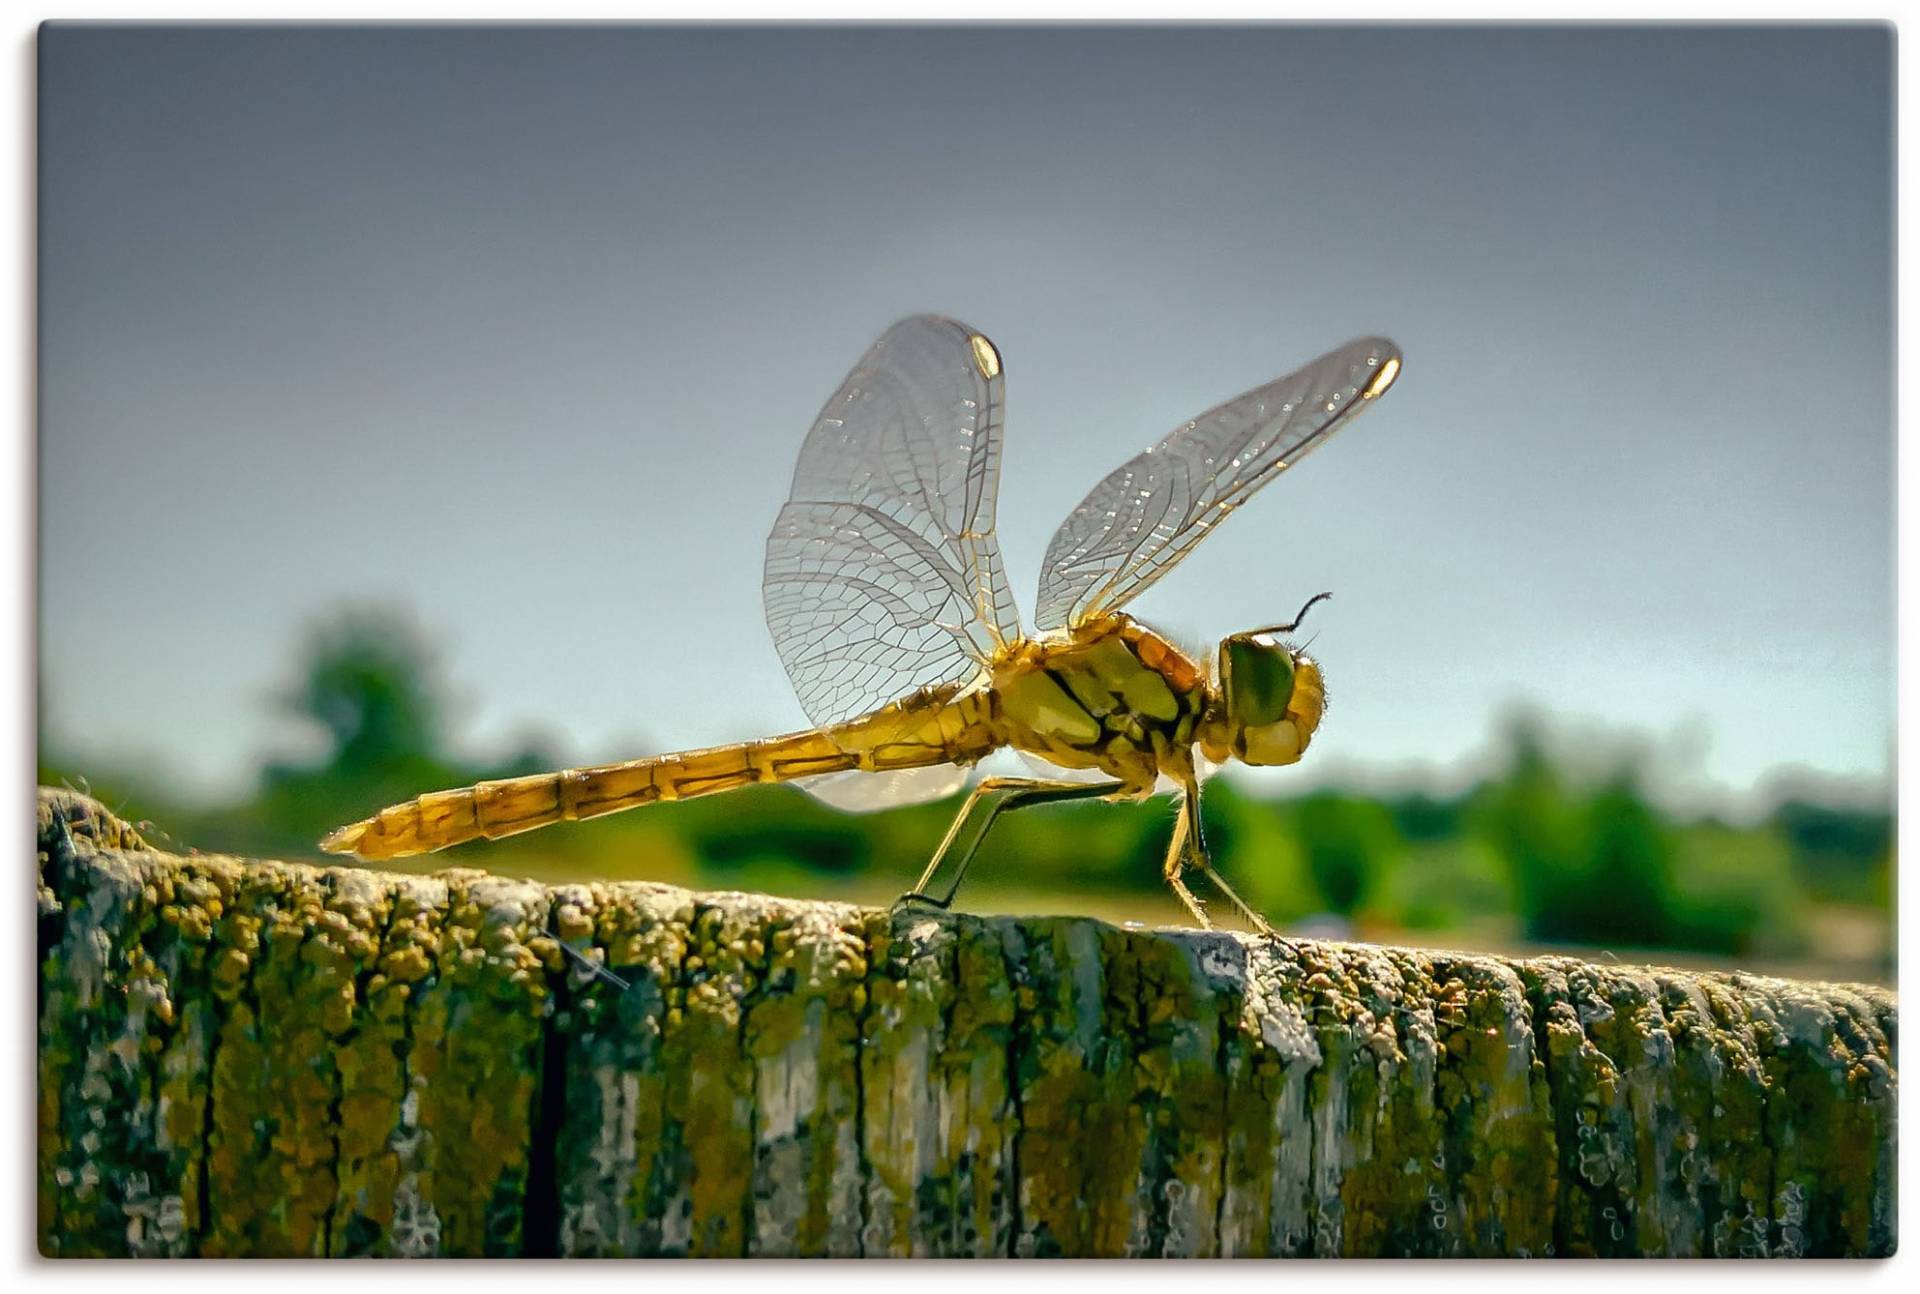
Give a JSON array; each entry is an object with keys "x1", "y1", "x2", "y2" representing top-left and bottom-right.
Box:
[{"x1": 989, "y1": 614, "x2": 1211, "y2": 790}]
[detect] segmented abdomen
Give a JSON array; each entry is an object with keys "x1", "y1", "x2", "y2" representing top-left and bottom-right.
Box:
[{"x1": 319, "y1": 684, "x2": 996, "y2": 861}]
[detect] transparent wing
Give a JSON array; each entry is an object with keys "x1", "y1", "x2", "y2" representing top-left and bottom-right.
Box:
[
  {"x1": 764, "y1": 315, "x2": 1022, "y2": 728},
  {"x1": 1014, "y1": 751, "x2": 1121, "y2": 785},
  {"x1": 797, "y1": 764, "x2": 971, "y2": 813},
  {"x1": 1017, "y1": 748, "x2": 1224, "y2": 788},
  {"x1": 1033, "y1": 337, "x2": 1401, "y2": 632}
]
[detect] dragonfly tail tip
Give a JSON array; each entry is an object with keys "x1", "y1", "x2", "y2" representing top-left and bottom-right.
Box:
[{"x1": 318, "y1": 821, "x2": 367, "y2": 857}]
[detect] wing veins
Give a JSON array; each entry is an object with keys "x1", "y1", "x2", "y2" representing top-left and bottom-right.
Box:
[
  {"x1": 1033, "y1": 336, "x2": 1400, "y2": 630},
  {"x1": 763, "y1": 315, "x2": 1020, "y2": 730}
]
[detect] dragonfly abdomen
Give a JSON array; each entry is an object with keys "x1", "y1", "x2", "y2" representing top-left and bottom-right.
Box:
[
  {"x1": 318, "y1": 731, "x2": 848, "y2": 861},
  {"x1": 320, "y1": 685, "x2": 996, "y2": 861}
]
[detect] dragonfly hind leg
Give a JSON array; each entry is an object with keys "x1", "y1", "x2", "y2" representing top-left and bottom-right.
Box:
[
  {"x1": 1160, "y1": 798, "x2": 1213, "y2": 930},
  {"x1": 896, "y1": 775, "x2": 1127, "y2": 913}
]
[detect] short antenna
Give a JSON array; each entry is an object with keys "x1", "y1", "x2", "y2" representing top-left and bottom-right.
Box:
[{"x1": 1255, "y1": 591, "x2": 1332, "y2": 636}]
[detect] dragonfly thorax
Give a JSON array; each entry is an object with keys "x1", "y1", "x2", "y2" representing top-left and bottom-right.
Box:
[{"x1": 989, "y1": 615, "x2": 1211, "y2": 790}]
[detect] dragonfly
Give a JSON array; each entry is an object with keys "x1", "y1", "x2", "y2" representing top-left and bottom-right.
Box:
[{"x1": 321, "y1": 316, "x2": 1402, "y2": 934}]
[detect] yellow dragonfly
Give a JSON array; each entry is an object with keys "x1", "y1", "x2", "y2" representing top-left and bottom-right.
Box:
[{"x1": 322, "y1": 316, "x2": 1401, "y2": 933}]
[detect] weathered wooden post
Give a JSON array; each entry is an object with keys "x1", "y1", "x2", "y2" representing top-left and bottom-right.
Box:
[{"x1": 37, "y1": 787, "x2": 1895, "y2": 1257}]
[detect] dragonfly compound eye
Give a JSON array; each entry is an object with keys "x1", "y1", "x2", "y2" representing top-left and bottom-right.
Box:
[{"x1": 1221, "y1": 632, "x2": 1296, "y2": 729}]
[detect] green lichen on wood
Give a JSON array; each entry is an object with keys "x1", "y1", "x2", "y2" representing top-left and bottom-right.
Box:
[
  {"x1": 410, "y1": 870, "x2": 552, "y2": 1255},
  {"x1": 861, "y1": 909, "x2": 959, "y2": 1255},
  {"x1": 36, "y1": 788, "x2": 1896, "y2": 1258},
  {"x1": 745, "y1": 903, "x2": 867, "y2": 1256},
  {"x1": 1307, "y1": 945, "x2": 1447, "y2": 1257},
  {"x1": 38, "y1": 790, "x2": 187, "y2": 1256},
  {"x1": 328, "y1": 872, "x2": 442, "y2": 1255},
  {"x1": 547, "y1": 880, "x2": 695, "y2": 1255}
]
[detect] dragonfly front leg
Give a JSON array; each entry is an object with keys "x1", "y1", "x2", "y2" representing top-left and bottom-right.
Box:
[
  {"x1": 897, "y1": 776, "x2": 1126, "y2": 912},
  {"x1": 1178, "y1": 775, "x2": 1284, "y2": 941}
]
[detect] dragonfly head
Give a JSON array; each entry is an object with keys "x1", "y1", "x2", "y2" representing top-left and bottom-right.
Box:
[{"x1": 1203, "y1": 630, "x2": 1327, "y2": 768}]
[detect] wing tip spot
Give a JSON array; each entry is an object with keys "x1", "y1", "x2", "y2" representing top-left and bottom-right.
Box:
[
  {"x1": 1362, "y1": 354, "x2": 1402, "y2": 400},
  {"x1": 969, "y1": 333, "x2": 1002, "y2": 381}
]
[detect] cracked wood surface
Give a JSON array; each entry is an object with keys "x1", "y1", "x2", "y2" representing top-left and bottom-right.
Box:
[{"x1": 36, "y1": 787, "x2": 1896, "y2": 1258}]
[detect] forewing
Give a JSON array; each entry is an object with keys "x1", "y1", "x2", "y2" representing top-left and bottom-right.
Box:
[
  {"x1": 1033, "y1": 337, "x2": 1400, "y2": 632},
  {"x1": 765, "y1": 315, "x2": 1022, "y2": 728}
]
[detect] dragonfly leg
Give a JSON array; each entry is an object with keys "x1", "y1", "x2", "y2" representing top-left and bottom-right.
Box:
[
  {"x1": 897, "y1": 776, "x2": 1126, "y2": 912},
  {"x1": 1180, "y1": 776, "x2": 1287, "y2": 943},
  {"x1": 1160, "y1": 794, "x2": 1213, "y2": 930}
]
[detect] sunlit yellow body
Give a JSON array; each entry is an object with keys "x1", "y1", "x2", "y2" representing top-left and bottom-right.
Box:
[
  {"x1": 323, "y1": 315, "x2": 1398, "y2": 931},
  {"x1": 322, "y1": 614, "x2": 1325, "y2": 863}
]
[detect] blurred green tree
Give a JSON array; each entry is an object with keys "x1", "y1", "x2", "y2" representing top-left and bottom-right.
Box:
[
  {"x1": 1475, "y1": 718, "x2": 1583, "y2": 940},
  {"x1": 1666, "y1": 823, "x2": 1809, "y2": 957},
  {"x1": 234, "y1": 607, "x2": 469, "y2": 854},
  {"x1": 1771, "y1": 799, "x2": 1894, "y2": 905},
  {"x1": 1573, "y1": 774, "x2": 1677, "y2": 947},
  {"x1": 1385, "y1": 789, "x2": 1468, "y2": 844},
  {"x1": 1474, "y1": 717, "x2": 1681, "y2": 948},
  {"x1": 1292, "y1": 791, "x2": 1400, "y2": 916},
  {"x1": 278, "y1": 607, "x2": 449, "y2": 776}
]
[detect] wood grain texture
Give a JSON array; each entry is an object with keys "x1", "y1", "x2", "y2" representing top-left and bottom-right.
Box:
[{"x1": 36, "y1": 787, "x2": 1896, "y2": 1258}]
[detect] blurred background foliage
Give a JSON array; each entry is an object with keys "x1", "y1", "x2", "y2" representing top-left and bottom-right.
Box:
[{"x1": 40, "y1": 607, "x2": 1893, "y2": 985}]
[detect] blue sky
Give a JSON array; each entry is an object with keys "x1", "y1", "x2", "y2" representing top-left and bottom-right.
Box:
[{"x1": 39, "y1": 24, "x2": 1894, "y2": 810}]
